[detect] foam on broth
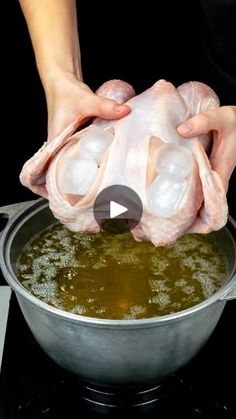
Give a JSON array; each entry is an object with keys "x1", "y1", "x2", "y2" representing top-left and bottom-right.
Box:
[{"x1": 16, "y1": 224, "x2": 228, "y2": 319}]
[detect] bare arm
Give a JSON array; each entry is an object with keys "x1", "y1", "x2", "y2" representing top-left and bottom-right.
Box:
[
  {"x1": 19, "y1": 0, "x2": 130, "y2": 139},
  {"x1": 19, "y1": 0, "x2": 82, "y2": 90}
]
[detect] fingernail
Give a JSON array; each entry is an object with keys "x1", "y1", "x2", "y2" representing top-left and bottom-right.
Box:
[{"x1": 178, "y1": 123, "x2": 192, "y2": 134}]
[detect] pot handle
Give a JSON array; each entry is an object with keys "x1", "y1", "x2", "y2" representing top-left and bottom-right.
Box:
[
  {"x1": 0, "y1": 200, "x2": 37, "y2": 233},
  {"x1": 218, "y1": 275, "x2": 236, "y2": 301},
  {"x1": 0, "y1": 201, "x2": 36, "y2": 218}
]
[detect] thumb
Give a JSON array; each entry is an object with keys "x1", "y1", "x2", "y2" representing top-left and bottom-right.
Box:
[
  {"x1": 177, "y1": 113, "x2": 216, "y2": 137},
  {"x1": 177, "y1": 107, "x2": 234, "y2": 137},
  {"x1": 84, "y1": 93, "x2": 131, "y2": 120}
]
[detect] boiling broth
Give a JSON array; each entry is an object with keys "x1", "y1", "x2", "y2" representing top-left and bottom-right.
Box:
[{"x1": 16, "y1": 224, "x2": 228, "y2": 319}]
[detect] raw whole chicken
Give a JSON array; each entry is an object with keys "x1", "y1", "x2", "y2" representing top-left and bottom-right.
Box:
[{"x1": 20, "y1": 79, "x2": 228, "y2": 246}]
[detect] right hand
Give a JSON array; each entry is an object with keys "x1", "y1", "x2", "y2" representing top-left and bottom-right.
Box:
[
  {"x1": 46, "y1": 72, "x2": 131, "y2": 140},
  {"x1": 177, "y1": 105, "x2": 236, "y2": 191}
]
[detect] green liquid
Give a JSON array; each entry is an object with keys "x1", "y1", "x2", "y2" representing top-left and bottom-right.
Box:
[{"x1": 16, "y1": 224, "x2": 228, "y2": 319}]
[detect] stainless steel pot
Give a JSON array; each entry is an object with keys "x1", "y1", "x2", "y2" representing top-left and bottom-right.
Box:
[{"x1": 0, "y1": 198, "x2": 236, "y2": 387}]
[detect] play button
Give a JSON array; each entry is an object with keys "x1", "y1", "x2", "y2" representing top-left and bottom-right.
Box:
[
  {"x1": 110, "y1": 201, "x2": 128, "y2": 219},
  {"x1": 93, "y1": 185, "x2": 143, "y2": 232}
]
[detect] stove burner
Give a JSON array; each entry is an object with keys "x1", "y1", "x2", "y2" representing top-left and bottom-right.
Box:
[
  {"x1": 13, "y1": 374, "x2": 234, "y2": 418},
  {"x1": 79, "y1": 381, "x2": 172, "y2": 415}
]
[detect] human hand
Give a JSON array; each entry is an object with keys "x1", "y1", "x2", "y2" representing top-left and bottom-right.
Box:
[
  {"x1": 177, "y1": 106, "x2": 236, "y2": 191},
  {"x1": 46, "y1": 72, "x2": 131, "y2": 140}
]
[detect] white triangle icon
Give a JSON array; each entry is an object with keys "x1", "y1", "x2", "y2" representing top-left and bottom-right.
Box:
[{"x1": 110, "y1": 201, "x2": 128, "y2": 219}]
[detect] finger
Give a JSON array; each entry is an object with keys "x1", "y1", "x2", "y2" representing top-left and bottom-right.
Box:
[
  {"x1": 84, "y1": 93, "x2": 131, "y2": 120},
  {"x1": 177, "y1": 106, "x2": 235, "y2": 137},
  {"x1": 210, "y1": 131, "x2": 236, "y2": 191}
]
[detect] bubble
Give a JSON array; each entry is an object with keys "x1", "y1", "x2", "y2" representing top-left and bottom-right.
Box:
[
  {"x1": 182, "y1": 256, "x2": 198, "y2": 270},
  {"x1": 175, "y1": 278, "x2": 187, "y2": 287},
  {"x1": 71, "y1": 305, "x2": 87, "y2": 315},
  {"x1": 150, "y1": 257, "x2": 169, "y2": 272},
  {"x1": 25, "y1": 281, "x2": 63, "y2": 309},
  {"x1": 92, "y1": 259, "x2": 107, "y2": 270},
  {"x1": 171, "y1": 302, "x2": 181, "y2": 310},
  {"x1": 193, "y1": 271, "x2": 219, "y2": 298},
  {"x1": 123, "y1": 305, "x2": 146, "y2": 320},
  {"x1": 96, "y1": 307, "x2": 107, "y2": 314},
  {"x1": 104, "y1": 246, "x2": 140, "y2": 265},
  {"x1": 18, "y1": 264, "x2": 28, "y2": 272},
  {"x1": 149, "y1": 279, "x2": 170, "y2": 292},
  {"x1": 149, "y1": 293, "x2": 171, "y2": 307},
  {"x1": 182, "y1": 285, "x2": 195, "y2": 295},
  {"x1": 68, "y1": 295, "x2": 77, "y2": 301},
  {"x1": 87, "y1": 297, "x2": 95, "y2": 303}
]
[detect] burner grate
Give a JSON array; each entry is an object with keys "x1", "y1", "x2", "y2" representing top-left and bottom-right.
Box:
[{"x1": 14, "y1": 374, "x2": 234, "y2": 418}]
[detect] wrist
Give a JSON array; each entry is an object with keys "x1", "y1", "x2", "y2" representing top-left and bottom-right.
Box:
[
  {"x1": 40, "y1": 64, "x2": 82, "y2": 95},
  {"x1": 42, "y1": 69, "x2": 90, "y2": 113}
]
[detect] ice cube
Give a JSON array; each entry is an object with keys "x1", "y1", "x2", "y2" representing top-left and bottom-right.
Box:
[
  {"x1": 59, "y1": 156, "x2": 98, "y2": 195},
  {"x1": 148, "y1": 173, "x2": 187, "y2": 217},
  {"x1": 79, "y1": 126, "x2": 113, "y2": 164},
  {"x1": 157, "y1": 144, "x2": 193, "y2": 177}
]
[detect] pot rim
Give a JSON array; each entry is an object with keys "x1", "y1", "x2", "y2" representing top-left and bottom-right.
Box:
[{"x1": 1, "y1": 198, "x2": 236, "y2": 328}]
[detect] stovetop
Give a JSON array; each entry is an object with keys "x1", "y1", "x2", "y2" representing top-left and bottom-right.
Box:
[{"x1": 0, "y1": 274, "x2": 236, "y2": 419}]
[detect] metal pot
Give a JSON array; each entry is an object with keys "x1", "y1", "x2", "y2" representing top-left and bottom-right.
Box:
[{"x1": 0, "y1": 198, "x2": 236, "y2": 387}]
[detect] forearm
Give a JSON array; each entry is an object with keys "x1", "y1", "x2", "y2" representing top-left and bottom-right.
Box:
[{"x1": 19, "y1": 0, "x2": 82, "y2": 93}]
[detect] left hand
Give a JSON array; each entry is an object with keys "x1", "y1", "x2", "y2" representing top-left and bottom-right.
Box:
[
  {"x1": 46, "y1": 72, "x2": 130, "y2": 140},
  {"x1": 177, "y1": 106, "x2": 236, "y2": 191}
]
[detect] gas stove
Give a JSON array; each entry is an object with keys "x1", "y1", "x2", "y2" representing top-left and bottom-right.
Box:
[{"x1": 0, "y1": 271, "x2": 236, "y2": 419}]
